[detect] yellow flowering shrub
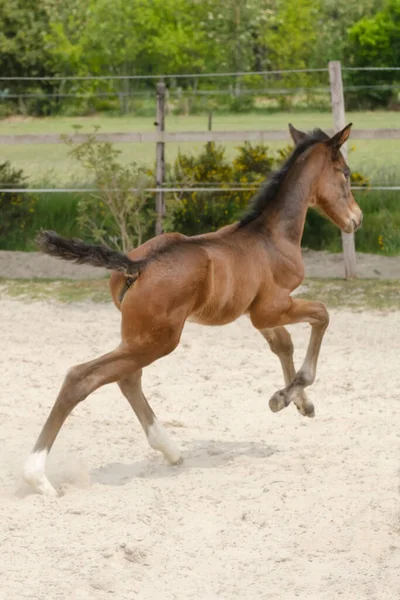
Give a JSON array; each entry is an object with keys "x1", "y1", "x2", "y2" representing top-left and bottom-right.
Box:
[{"x1": 167, "y1": 142, "x2": 277, "y2": 235}]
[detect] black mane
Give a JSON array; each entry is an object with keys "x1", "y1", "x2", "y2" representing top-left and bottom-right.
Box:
[{"x1": 238, "y1": 128, "x2": 329, "y2": 228}]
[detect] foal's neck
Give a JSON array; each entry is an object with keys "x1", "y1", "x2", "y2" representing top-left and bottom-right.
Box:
[{"x1": 255, "y1": 155, "x2": 320, "y2": 246}]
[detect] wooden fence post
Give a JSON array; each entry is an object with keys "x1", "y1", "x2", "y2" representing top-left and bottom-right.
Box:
[
  {"x1": 329, "y1": 60, "x2": 357, "y2": 279},
  {"x1": 208, "y1": 111, "x2": 213, "y2": 133},
  {"x1": 155, "y1": 80, "x2": 166, "y2": 236}
]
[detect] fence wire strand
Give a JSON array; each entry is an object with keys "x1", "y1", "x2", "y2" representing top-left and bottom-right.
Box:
[
  {"x1": 0, "y1": 66, "x2": 399, "y2": 82},
  {"x1": 1, "y1": 187, "x2": 399, "y2": 193}
]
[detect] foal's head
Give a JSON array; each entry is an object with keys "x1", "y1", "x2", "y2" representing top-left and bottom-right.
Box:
[{"x1": 289, "y1": 123, "x2": 363, "y2": 233}]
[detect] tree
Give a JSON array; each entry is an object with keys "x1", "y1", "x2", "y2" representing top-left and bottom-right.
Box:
[
  {"x1": 310, "y1": 0, "x2": 385, "y2": 67},
  {"x1": 0, "y1": 0, "x2": 54, "y2": 113},
  {"x1": 261, "y1": 0, "x2": 318, "y2": 70},
  {"x1": 347, "y1": 0, "x2": 400, "y2": 107},
  {"x1": 0, "y1": 0, "x2": 51, "y2": 76},
  {"x1": 45, "y1": 0, "x2": 210, "y2": 77}
]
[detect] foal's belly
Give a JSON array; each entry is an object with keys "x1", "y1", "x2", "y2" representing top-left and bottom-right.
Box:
[
  {"x1": 186, "y1": 310, "x2": 242, "y2": 326},
  {"x1": 187, "y1": 297, "x2": 254, "y2": 326}
]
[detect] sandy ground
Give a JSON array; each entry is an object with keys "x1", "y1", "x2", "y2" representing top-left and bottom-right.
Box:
[
  {"x1": 0, "y1": 297, "x2": 399, "y2": 599},
  {"x1": 0, "y1": 248, "x2": 400, "y2": 280}
]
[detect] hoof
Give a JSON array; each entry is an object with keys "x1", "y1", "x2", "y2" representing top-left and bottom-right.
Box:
[
  {"x1": 23, "y1": 450, "x2": 58, "y2": 497},
  {"x1": 295, "y1": 399, "x2": 315, "y2": 418},
  {"x1": 269, "y1": 390, "x2": 290, "y2": 413},
  {"x1": 169, "y1": 455, "x2": 184, "y2": 466},
  {"x1": 23, "y1": 472, "x2": 58, "y2": 497}
]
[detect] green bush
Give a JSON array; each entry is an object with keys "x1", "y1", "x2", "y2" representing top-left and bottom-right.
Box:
[
  {"x1": 0, "y1": 102, "x2": 14, "y2": 119},
  {"x1": 0, "y1": 162, "x2": 36, "y2": 249},
  {"x1": 229, "y1": 95, "x2": 255, "y2": 113},
  {"x1": 166, "y1": 142, "x2": 276, "y2": 235}
]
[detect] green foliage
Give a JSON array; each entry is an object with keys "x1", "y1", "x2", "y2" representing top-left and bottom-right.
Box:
[
  {"x1": 377, "y1": 217, "x2": 400, "y2": 254},
  {"x1": 196, "y1": 0, "x2": 267, "y2": 73},
  {"x1": 229, "y1": 95, "x2": 255, "y2": 113},
  {"x1": 357, "y1": 191, "x2": 400, "y2": 255},
  {"x1": 346, "y1": 0, "x2": 400, "y2": 108},
  {"x1": 63, "y1": 129, "x2": 156, "y2": 252},
  {"x1": 22, "y1": 189, "x2": 81, "y2": 249},
  {"x1": 0, "y1": 0, "x2": 56, "y2": 114},
  {"x1": 262, "y1": 0, "x2": 318, "y2": 70},
  {"x1": 0, "y1": 0, "x2": 398, "y2": 116},
  {"x1": 233, "y1": 141, "x2": 276, "y2": 175},
  {"x1": 310, "y1": 0, "x2": 384, "y2": 67},
  {"x1": 0, "y1": 0, "x2": 51, "y2": 76},
  {"x1": 45, "y1": 0, "x2": 209, "y2": 77},
  {"x1": 167, "y1": 142, "x2": 280, "y2": 235},
  {"x1": 167, "y1": 144, "x2": 237, "y2": 235},
  {"x1": 0, "y1": 161, "x2": 36, "y2": 249}
]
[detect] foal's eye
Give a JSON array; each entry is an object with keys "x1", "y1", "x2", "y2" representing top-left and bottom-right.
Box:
[{"x1": 342, "y1": 168, "x2": 351, "y2": 180}]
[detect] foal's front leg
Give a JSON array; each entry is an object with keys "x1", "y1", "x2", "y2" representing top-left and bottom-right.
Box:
[
  {"x1": 267, "y1": 300, "x2": 329, "y2": 415},
  {"x1": 260, "y1": 326, "x2": 315, "y2": 417}
]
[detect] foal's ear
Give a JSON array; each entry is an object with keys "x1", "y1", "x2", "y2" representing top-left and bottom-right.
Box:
[
  {"x1": 328, "y1": 123, "x2": 353, "y2": 151},
  {"x1": 288, "y1": 123, "x2": 307, "y2": 146}
]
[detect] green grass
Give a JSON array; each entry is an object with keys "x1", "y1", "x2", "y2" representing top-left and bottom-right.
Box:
[
  {"x1": 297, "y1": 279, "x2": 400, "y2": 311},
  {"x1": 0, "y1": 277, "x2": 110, "y2": 303},
  {"x1": 0, "y1": 111, "x2": 399, "y2": 183},
  {"x1": 26, "y1": 191, "x2": 81, "y2": 249},
  {"x1": 1, "y1": 276, "x2": 399, "y2": 310},
  {"x1": 352, "y1": 189, "x2": 400, "y2": 255}
]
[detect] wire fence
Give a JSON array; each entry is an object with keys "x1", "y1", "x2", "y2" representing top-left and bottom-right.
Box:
[
  {"x1": 1, "y1": 83, "x2": 400, "y2": 100},
  {"x1": 0, "y1": 63, "x2": 399, "y2": 193},
  {"x1": 0, "y1": 66, "x2": 399, "y2": 81},
  {"x1": 1, "y1": 66, "x2": 399, "y2": 106}
]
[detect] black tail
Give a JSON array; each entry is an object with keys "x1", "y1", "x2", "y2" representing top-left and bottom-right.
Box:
[{"x1": 36, "y1": 230, "x2": 146, "y2": 276}]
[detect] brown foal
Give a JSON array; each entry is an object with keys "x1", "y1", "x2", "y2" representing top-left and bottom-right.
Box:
[{"x1": 23, "y1": 123, "x2": 362, "y2": 496}]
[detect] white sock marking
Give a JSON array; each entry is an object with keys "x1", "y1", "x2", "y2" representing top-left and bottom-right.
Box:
[
  {"x1": 147, "y1": 421, "x2": 182, "y2": 465},
  {"x1": 23, "y1": 449, "x2": 58, "y2": 497}
]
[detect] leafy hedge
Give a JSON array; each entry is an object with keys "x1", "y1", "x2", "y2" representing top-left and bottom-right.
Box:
[
  {"x1": 166, "y1": 142, "x2": 276, "y2": 235},
  {"x1": 0, "y1": 161, "x2": 36, "y2": 249}
]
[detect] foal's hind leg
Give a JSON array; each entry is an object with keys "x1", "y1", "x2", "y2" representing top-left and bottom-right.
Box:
[
  {"x1": 118, "y1": 370, "x2": 182, "y2": 465},
  {"x1": 260, "y1": 327, "x2": 315, "y2": 417},
  {"x1": 23, "y1": 347, "x2": 137, "y2": 497}
]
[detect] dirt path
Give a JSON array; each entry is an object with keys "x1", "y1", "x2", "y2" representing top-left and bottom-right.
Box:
[
  {"x1": 0, "y1": 248, "x2": 399, "y2": 280},
  {"x1": 1, "y1": 298, "x2": 399, "y2": 599}
]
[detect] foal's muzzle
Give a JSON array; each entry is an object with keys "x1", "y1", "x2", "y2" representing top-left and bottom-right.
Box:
[{"x1": 345, "y1": 210, "x2": 363, "y2": 233}]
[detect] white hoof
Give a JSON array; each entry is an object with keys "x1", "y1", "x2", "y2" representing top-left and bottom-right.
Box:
[
  {"x1": 147, "y1": 421, "x2": 183, "y2": 466},
  {"x1": 23, "y1": 450, "x2": 58, "y2": 497}
]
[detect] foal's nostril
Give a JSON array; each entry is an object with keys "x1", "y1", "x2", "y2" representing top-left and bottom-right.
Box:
[{"x1": 352, "y1": 216, "x2": 362, "y2": 231}]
